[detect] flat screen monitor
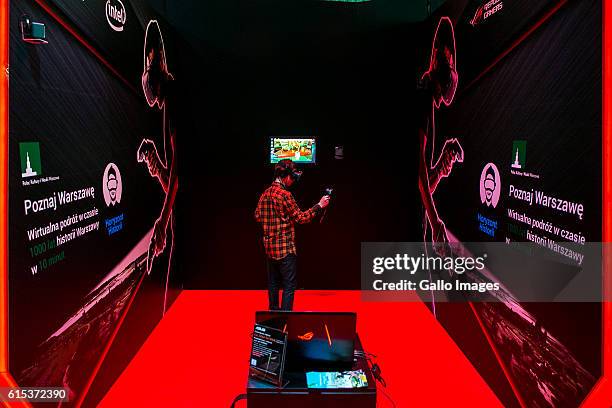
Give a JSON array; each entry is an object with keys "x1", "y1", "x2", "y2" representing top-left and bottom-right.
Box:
[
  {"x1": 255, "y1": 311, "x2": 356, "y2": 371},
  {"x1": 270, "y1": 137, "x2": 316, "y2": 164}
]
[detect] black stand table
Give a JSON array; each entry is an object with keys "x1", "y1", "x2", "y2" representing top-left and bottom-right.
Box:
[{"x1": 247, "y1": 335, "x2": 377, "y2": 408}]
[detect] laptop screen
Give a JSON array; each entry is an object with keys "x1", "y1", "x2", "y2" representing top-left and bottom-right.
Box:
[{"x1": 255, "y1": 311, "x2": 357, "y2": 371}]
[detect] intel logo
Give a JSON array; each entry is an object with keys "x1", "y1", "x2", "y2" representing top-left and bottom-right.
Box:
[{"x1": 106, "y1": 0, "x2": 126, "y2": 32}]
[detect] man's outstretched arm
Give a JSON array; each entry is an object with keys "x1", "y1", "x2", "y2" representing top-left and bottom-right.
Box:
[
  {"x1": 284, "y1": 194, "x2": 319, "y2": 225},
  {"x1": 284, "y1": 193, "x2": 329, "y2": 225}
]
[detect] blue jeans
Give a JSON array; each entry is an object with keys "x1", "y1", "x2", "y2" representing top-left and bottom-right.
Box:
[{"x1": 267, "y1": 254, "x2": 297, "y2": 311}]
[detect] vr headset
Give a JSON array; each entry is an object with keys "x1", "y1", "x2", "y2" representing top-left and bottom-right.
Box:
[
  {"x1": 290, "y1": 169, "x2": 303, "y2": 182},
  {"x1": 276, "y1": 160, "x2": 302, "y2": 182}
]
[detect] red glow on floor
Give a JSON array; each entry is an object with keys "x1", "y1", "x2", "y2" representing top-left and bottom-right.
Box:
[{"x1": 100, "y1": 290, "x2": 503, "y2": 407}]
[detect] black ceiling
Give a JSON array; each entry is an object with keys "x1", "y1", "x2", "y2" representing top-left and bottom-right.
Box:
[{"x1": 144, "y1": 0, "x2": 446, "y2": 54}]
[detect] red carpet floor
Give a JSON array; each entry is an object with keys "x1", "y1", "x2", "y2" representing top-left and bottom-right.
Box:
[{"x1": 100, "y1": 290, "x2": 503, "y2": 407}]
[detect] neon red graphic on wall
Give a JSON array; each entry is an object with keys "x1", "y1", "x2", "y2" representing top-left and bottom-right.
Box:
[
  {"x1": 137, "y1": 20, "x2": 178, "y2": 315},
  {"x1": 418, "y1": 16, "x2": 463, "y2": 252}
]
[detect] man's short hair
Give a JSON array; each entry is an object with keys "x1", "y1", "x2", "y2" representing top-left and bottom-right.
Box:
[{"x1": 274, "y1": 159, "x2": 296, "y2": 179}]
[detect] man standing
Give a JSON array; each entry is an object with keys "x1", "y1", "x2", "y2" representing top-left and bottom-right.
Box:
[{"x1": 255, "y1": 159, "x2": 330, "y2": 310}]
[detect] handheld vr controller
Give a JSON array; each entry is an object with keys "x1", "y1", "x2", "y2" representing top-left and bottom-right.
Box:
[{"x1": 320, "y1": 187, "x2": 333, "y2": 224}]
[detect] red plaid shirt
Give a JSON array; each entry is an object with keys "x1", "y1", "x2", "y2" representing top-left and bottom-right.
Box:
[{"x1": 255, "y1": 181, "x2": 320, "y2": 260}]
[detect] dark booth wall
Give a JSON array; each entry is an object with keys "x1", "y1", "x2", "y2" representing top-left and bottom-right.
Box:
[
  {"x1": 8, "y1": 0, "x2": 184, "y2": 405},
  {"x1": 428, "y1": 1, "x2": 603, "y2": 407}
]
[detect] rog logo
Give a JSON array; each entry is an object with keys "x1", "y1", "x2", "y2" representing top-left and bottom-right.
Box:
[
  {"x1": 470, "y1": 6, "x2": 484, "y2": 26},
  {"x1": 470, "y1": 0, "x2": 503, "y2": 27},
  {"x1": 296, "y1": 324, "x2": 333, "y2": 346},
  {"x1": 298, "y1": 332, "x2": 314, "y2": 341}
]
